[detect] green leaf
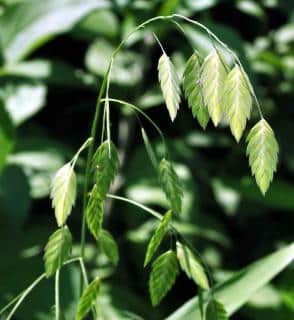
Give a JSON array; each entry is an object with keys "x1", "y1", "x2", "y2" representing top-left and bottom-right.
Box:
[
  {"x1": 144, "y1": 210, "x2": 172, "y2": 266},
  {"x1": 183, "y1": 53, "x2": 209, "y2": 129},
  {"x1": 246, "y1": 119, "x2": 279, "y2": 195},
  {"x1": 99, "y1": 229, "x2": 119, "y2": 266},
  {"x1": 158, "y1": 53, "x2": 181, "y2": 121},
  {"x1": 86, "y1": 184, "x2": 104, "y2": 240},
  {"x1": 201, "y1": 49, "x2": 228, "y2": 126},
  {"x1": 92, "y1": 140, "x2": 119, "y2": 198},
  {"x1": 224, "y1": 65, "x2": 252, "y2": 142},
  {"x1": 176, "y1": 241, "x2": 209, "y2": 290},
  {"x1": 206, "y1": 299, "x2": 228, "y2": 320},
  {"x1": 0, "y1": 0, "x2": 109, "y2": 64},
  {"x1": 50, "y1": 162, "x2": 77, "y2": 227},
  {"x1": 43, "y1": 226, "x2": 72, "y2": 277},
  {"x1": 158, "y1": 158, "x2": 183, "y2": 214},
  {"x1": 76, "y1": 277, "x2": 100, "y2": 320},
  {"x1": 149, "y1": 250, "x2": 179, "y2": 306},
  {"x1": 167, "y1": 243, "x2": 294, "y2": 320}
]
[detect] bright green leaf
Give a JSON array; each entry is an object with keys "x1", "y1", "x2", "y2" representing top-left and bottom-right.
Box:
[
  {"x1": 158, "y1": 53, "x2": 181, "y2": 121},
  {"x1": 149, "y1": 250, "x2": 179, "y2": 306},
  {"x1": 176, "y1": 241, "x2": 209, "y2": 290},
  {"x1": 246, "y1": 119, "x2": 279, "y2": 195},
  {"x1": 144, "y1": 210, "x2": 172, "y2": 266},
  {"x1": 76, "y1": 277, "x2": 100, "y2": 320},
  {"x1": 43, "y1": 226, "x2": 72, "y2": 277},
  {"x1": 201, "y1": 49, "x2": 228, "y2": 126},
  {"x1": 183, "y1": 53, "x2": 209, "y2": 129},
  {"x1": 50, "y1": 162, "x2": 77, "y2": 227},
  {"x1": 224, "y1": 65, "x2": 252, "y2": 142}
]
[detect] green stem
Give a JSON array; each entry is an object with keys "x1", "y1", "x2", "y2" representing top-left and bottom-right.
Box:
[
  {"x1": 106, "y1": 193, "x2": 163, "y2": 220},
  {"x1": 5, "y1": 273, "x2": 46, "y2": 320},
  {"x1": 55, "y1": 270, "x2": 60, "y2": 320}
]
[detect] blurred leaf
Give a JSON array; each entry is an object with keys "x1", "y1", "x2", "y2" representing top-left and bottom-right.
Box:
[
  {"x1": 0, "y1": 0, "x2": 109, "y2": 64},
  {"x1": 184, "y1": 0, "x2": 218, "y2": 12},
  {"x1": 7, "y1": 137, "x2": 67, "y2": 198},
  {"x1": 0, "y1": 59, "x2": 95, "y2": 87},
  {"x1": 73, "y1": 9, "x2": 118, "y2": 39},
  {"x1": 206, "y1": 299, "x2": 228, "y2": 320},
  {"x1": 85, "y1": 39, "x2": 143, "y2": 86},
  {"x1": 0, "y1": 100, "x2": 14, "y2": 170},
  {"x1": 167, "y1": 243, "x2": 294, "y2": 319},
  {"x1": 236, "y1": 0, "x2": 265, "y2": 19},
  {"x1": 1, "y1": 83, "x2": 46, "y2": 125},
  {"x1": 0, "y1": 165, "x2": 30, "y2": 227}
]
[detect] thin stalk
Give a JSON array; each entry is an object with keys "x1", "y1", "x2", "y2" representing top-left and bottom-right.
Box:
[
  {"x1": 5, "y1": 273, "x2": 46, "y2": 320},
  {"x1": 79, "y1": 258, "x2": 89, "y2": 286},
  {"x1": 106, "y1": 194, "x2": 163, "y2": 220},
  {"x1": 101, "y1": 98, "x2": 168, "y2": 157},
  {"x1": 55, "y1": 270, "x2": 60, "y2": 320}
]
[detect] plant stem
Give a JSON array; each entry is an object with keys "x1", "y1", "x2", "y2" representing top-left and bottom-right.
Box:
[
  {"x1": 6, "y1": 273, "x2": 46, "y2": 320},
  {"x1": 55, "y1": 270, "x2": 60, "y2": 320},
  {"x1": 106, "y1": 193, "x2": 163, "y2": 220}
]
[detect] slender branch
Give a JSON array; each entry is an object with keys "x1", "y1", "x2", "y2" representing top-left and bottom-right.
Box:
[
  {"x1": 55, "y1": 270, "x2": 60, "y2": 320},
  {"x1": 101, "y1": 98, "x2": 168, "y2": 157},
  {"x1": 106, "y1": 193, "x2": 163, "y2": 220},
  {"x1": 5, "y1": 273, "x2": 46, "y2": 320}
]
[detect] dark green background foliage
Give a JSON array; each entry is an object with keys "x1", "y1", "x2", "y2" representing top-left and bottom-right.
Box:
[{"x1": 0, "y1": 0, "x2": 293, "y2": 319}]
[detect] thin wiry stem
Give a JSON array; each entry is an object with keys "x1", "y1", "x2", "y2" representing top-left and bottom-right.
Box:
[
  {"x1": 5, "y1": 273, "x2": 46, "y2": 320},
  {"x1": 101, "y1": 98, "x2": 168, "y2": 157},
  {"x1": 55, "y1": 270, "x2": 60, "y2": 320}
]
